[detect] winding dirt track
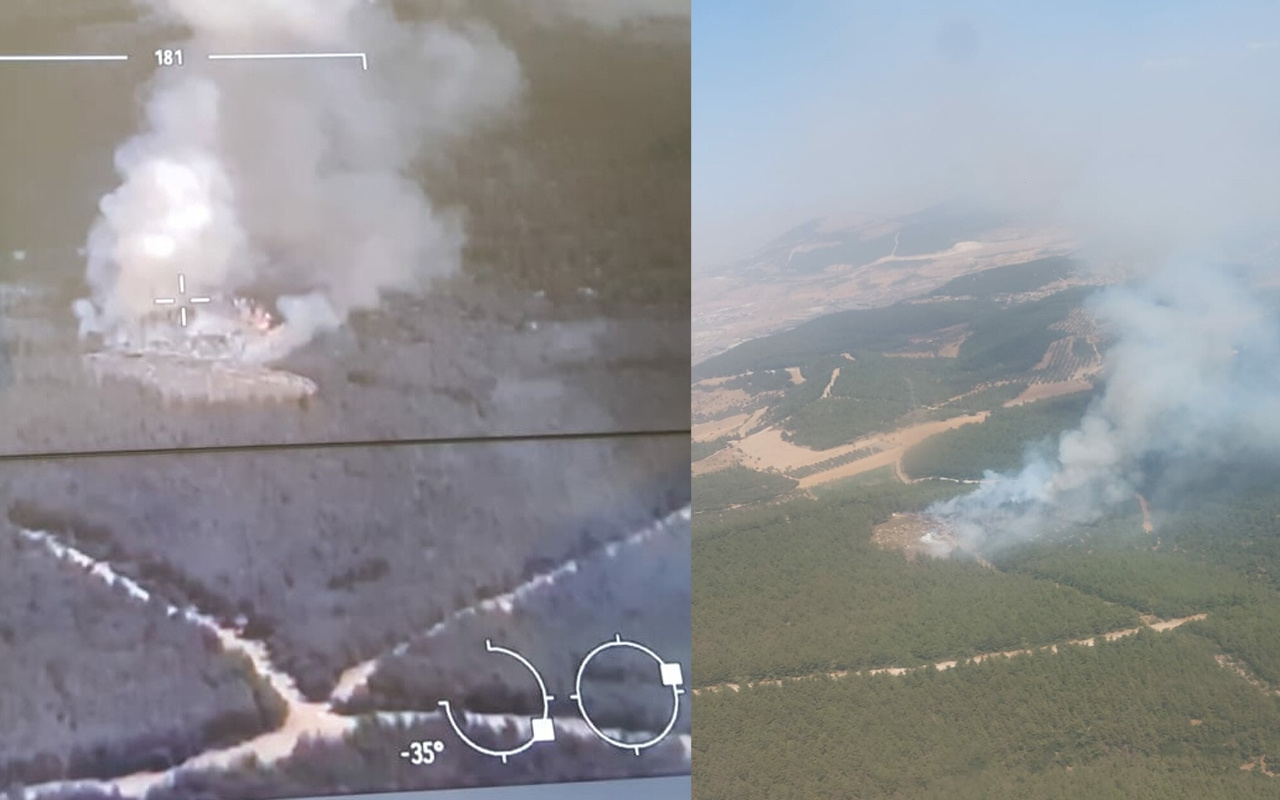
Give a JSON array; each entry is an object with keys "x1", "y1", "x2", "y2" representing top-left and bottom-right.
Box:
[
  {"x1": 692, "y1": 614, "x2": 1208, "y2": 696},
  {"x1": 20, "y1": 507, "x2": 694, "y2": 798}
]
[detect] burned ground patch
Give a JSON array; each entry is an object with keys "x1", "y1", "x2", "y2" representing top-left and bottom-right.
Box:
[
  {"x1": 871, "y1": 512, "x2": 965, "y2": 561},
  {"x1": 0, "y1": 285, "x2": 689, "y2": 457}
]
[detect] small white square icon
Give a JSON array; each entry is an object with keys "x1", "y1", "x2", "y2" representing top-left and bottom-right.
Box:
[
  {"x1": 660, "y1": 661, "x2": 684, "y2": 687},
  {"x1": 531, "y1": 717, "x2": 556, "y2": 742}
]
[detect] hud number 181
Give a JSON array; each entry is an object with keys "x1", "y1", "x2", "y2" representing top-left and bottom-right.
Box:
[{"x1": 154, "y1": 49, "x2": 184, "y2": 66}]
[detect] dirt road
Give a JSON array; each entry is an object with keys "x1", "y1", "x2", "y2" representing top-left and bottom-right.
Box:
[
  {"x1": 820, "y1": 367, "x2": 840, "y2": 399},
  {"x1": 797, "y1": 413, "x2": 989, "y2": 489},
  {"x1": 693, "y1": 613, "x2": 1208, "y2": 696}
]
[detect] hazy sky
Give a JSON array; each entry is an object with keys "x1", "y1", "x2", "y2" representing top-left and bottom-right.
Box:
[{"x1": 694, "y1": 0, "x2": 1280, "y2": 270}]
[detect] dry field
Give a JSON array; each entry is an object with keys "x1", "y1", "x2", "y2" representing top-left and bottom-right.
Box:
[
  {"x1": 691, "y1": 408, "x2": 769, "y2": 444},
  {"x1": 1004, "y1": 378, "x2": 1094, "y2": 407},
  {"x1": 691, "y1": 385, "x2": 754, "y2": 420},
  {"x1": 1002, "y1": 328, "x2": 1103, "y2": 407},
  {"x1": 797, "y1": 413, "x2": 989, "y2": 489},
  {"x1": 696, "y1": 412, "x2": 989, "y2": 490}
]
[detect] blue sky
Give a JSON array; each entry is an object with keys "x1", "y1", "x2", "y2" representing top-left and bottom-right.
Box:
[{"x1": 693, "y1": 1, "x2": 1280, "y2": 269}]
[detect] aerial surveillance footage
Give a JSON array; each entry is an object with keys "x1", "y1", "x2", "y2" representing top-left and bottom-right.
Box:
[
  {"x1": 0, "y1": 438, "x2": 691, "y2": 798},
  {"x1": 0, "y1": 0, "x2": 690, "y2": 798},
  {"x1": 0, "y1": 0, "x2": 689, "y2": 455},
  {"x1": 692, "y1": 2, "x2": 1280, "y2": 798}
]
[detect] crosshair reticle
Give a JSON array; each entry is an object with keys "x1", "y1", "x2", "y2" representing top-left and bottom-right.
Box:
[
  {"x1": 438, "y1": 640, "x2": 557, "y2": 763},
  {"x1": 570, "y1": 634, "x2": 684, "y2": 755},
  {"x1": 154, "y1": 273, "x2": 211, "y2": 327}
]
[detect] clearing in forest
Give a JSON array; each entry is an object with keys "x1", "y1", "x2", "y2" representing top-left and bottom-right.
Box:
[
  {"x1": 1003, "y1": 378, "x2": 1093, "y2": 407},
  {"x1": 693, "y1": 407, "x2": 769, "y2": 443},
  {"x1": 691, "y1": 413, "x2": 752, "y2": 442},
  {"x1": 821, "y1": 367, "x2": 840, "y2": 399},
  {"x1": 732, "y1": 426, "x2": 880, "y2": 473},
  {"x1": 691, "y1": 386, "x2": 753, "y2": 419},
  {"x1": 796, "y1": 413, "x2": 989, "y2": 489}
]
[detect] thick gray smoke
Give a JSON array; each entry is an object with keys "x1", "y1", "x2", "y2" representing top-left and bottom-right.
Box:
[
  {"x1": 928, "y1": 261, "x2": 1280, "y2": 554},
  {"x1": 74, "y1": 0, "x2": 523, "y2": 360}
]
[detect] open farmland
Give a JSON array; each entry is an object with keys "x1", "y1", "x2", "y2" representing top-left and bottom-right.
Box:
[{"x1": 690, "y1": 257, "x2": 1107, "y2": 504}]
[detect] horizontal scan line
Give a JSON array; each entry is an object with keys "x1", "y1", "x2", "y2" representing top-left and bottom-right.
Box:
[
  {"x1": 208, "y1": 52, "x2": 368, "y2": 70},
  {"x1": 0, "y1": 428, "x2": 692, "y2": 465},
  {"x1": 0, "y1": 55, "x2": 130, "y2": 62}
]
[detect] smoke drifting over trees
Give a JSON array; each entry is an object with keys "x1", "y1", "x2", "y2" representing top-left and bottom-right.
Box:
[
  {"x1": 931, "y1": 262, "x2": 1280, "y2": 553},
  {"x1": 75, "y1": 0, "x2": 525, "y2": 355}
]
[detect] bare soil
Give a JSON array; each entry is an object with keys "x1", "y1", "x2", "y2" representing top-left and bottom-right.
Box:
[
  {"x1": 820, "y1": 367, "x2": 840, "y2": 399},
  {"x1": 692, "y1": 413, "x2": 752, "y2": 443},
  {"x1": 731, "y1": 426, "x2": 873, "y2": 472},
  {"x1": 936, "y1": 327, "x2": 970, "y2": 358},
  {"x1": 691, "y1": 446, "x2": 740, "y2": 477},
  {"x1": 1003, "y1": 378, "x2": 1093, "y2": 407},
  {"x1": 701, "y1": 413, "x2": 990, "y2": 487},
  {"x1": 871, "y1": 513, "x2": 943, "y2": 561},
  {"x1": 691, "y1": 385, "x2": 754, "y2": 421},
  {"x1": 796, "y1": 413, "x2": 989, "y2": 489}
]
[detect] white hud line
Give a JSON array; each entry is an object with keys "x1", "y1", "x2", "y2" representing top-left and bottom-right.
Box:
[
  {"x1": 208, "y1": 52, "x2": 368, "y2": 71},
  {"x1": 0, "y1": 55, "x2": 130, "y2": 62}
]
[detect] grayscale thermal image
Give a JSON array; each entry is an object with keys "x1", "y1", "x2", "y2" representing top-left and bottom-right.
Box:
[
  {"x1": 0, "y1": 438, "x2": 690, "y2": 798},
  {"x1": 0, "y1": 1, "x2": 691, "y2": 798},
  {"x1": 0, "y1": 0, "x2": 689, "y2": 455}
]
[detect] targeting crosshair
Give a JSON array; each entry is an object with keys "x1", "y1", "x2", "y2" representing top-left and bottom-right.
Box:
[
  {"x1": 438, "y1": 640, "x2": 556, "y2": 763},
  {"x1": 570, "y1": 634, "x2": 685, "y2": 755}
]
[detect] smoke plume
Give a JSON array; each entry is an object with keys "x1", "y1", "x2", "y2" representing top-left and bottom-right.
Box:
[
  {"x1": 74, "y1": 0, "x2": 523, "y2": 359},
  {"x1": 928, "y1": 261, "x2": 1280, "y2": 554}
]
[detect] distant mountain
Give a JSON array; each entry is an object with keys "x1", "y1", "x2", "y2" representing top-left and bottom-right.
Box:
[
  {"x1": 719, "y1": 203, "x2": 1007, "y2": 278},
  {"x1": 693, "y1": 202, "x2": 1073, "y2": 363}
]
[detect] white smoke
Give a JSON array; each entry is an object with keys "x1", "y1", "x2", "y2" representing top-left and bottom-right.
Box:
[
  {"x1": 75, "y1": 0, "x2": 523, "y2": 358},
  {"x1": 928, "y1": 261, "x2": 1280, "y2": 554}
]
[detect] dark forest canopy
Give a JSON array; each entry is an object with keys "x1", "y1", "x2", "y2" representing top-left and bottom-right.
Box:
[
  {"x1": 695, "y1": 633, "x2": 1280, "y2": 800},
  {"x1": 695, "y1": 456, "x2": 1280, "y2": 798}
]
